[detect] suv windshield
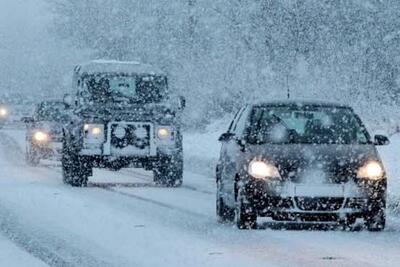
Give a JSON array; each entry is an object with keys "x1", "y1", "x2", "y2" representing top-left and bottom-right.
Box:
[
  {"x1": 36, "y1": 102, "x2": 68, "y2": 121},
  {"x1": 247, "y1": 106, "x2": 370, "y2": 145},
  {"x1": 83, "y1": 74, "x2": 167, "y2": 104}
]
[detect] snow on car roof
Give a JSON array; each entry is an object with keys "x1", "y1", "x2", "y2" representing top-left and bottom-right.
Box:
[{"x1": 75, "y1": 60, "x2": 165, "y2": 76}]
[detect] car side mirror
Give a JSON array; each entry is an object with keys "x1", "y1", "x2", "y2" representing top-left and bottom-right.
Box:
[
  {"x1": 178, "y1": 96, "x2": 186, "y2": 110},
  {"x1": 63, "y1": 94, "x2": 74, "y2": 108},
  {"x1": 21, "y1": 116, "x2": 34, "y2": 124},
  {"x1": 374, "y1": 134, "x2": 390, "y2": 146},
  {"x1": 218, "y1": 132, "x2": 235, "y2": 142}
]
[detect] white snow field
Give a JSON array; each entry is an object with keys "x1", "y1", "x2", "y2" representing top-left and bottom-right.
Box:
[{"x1": 0, "y1": 128, "x2": 400, "y2": 267}]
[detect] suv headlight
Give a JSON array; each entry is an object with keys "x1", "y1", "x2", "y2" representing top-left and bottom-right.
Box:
[
  {"x1": 83, "y1": 124, "x2": 105, "y2": 143},
  {"x1": 248, "y1": 160, "x2": 281, "y2": 179},
  {"x1": 156, "y1": 126, "x2": 174, "y2": 140},
  {"x1": 357, "y1": 161, "x2": 384, "y2": 180}
]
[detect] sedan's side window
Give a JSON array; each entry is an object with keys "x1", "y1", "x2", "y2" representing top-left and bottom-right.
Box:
[
  {"x1": 227, "y1": 108, "x2": 245, "y2": 133},
  {"x1": 232, "y1": 106, "x2": 250, "y2": 136}
]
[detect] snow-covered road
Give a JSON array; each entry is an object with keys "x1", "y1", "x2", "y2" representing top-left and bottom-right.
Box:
[{"x1": 0, "y1": 129, "x2": 399, "y2": 267}]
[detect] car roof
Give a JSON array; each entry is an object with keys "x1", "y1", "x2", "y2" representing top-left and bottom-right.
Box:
[
  {"x1": 251, "y1": 100, "x2": 352, "y2": 110},
  {"x1": 75, "y1": 60, "x2": 165, "y2": 76}
]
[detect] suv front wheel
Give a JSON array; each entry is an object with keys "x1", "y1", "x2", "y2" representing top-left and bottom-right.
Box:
[
  {"x1": 62, "y1": 140, "x2": 91, "y2": 187},
  {"x1": 153, "y1": 155, "x2": 183, "y2": 187}
]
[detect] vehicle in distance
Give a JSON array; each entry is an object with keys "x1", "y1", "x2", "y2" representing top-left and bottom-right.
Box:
[
  {"x1": 62, "y1": 60, "x2": 185, "y2": 187},
  {"x1": 216, "y1": 101, "x2": 388, "y2": 231},
  {"x1": 22, "y1": 100, "x2": 69, "y2": 165},
  {"x1": 0, "y1": 103, "x2": 9, "y2": 128}
]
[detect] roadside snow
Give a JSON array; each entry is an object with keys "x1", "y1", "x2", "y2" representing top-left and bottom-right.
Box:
[
  {"x1": 184, "y1": 117, "x2": 230, "y2": 176},
  {"x1": 0, "y1": 233, "x2": 47, "y2": 267},
  {"x1": 1, "y1": 127, "x2": 400, "y2": 266},
  {"x1": 378, "y1": 133, "x2": 400, "y2": 213}
]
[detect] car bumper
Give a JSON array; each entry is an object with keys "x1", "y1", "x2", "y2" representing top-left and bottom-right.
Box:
[
  {"x1": 244, "y1": 179, "x2": 386, "y2": 219},
  {"x1": 33, "y1": 141, "x2": 62, "y2": 160}
]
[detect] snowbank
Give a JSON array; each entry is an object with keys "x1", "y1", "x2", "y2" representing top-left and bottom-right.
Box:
[{"x1": 183, "y1": 117, "x2": 231, "y2": 177}]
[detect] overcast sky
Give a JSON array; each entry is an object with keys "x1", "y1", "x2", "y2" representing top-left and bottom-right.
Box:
[{"x1": 0, "y1": 0, "x2": 85, "y2": 97}]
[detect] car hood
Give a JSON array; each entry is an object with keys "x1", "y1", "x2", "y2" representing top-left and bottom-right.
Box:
[
  {"x1": 34, "y1": 121, "x2": 64, "y2": 137},
  {"x1": 246, "y1": 143, "x2": 381, "y2": 183}
]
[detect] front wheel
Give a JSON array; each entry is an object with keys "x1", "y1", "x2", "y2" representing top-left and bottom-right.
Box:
[
  {"x1": 235, "y1": 191, "x2": 257, "y2": 229},
  {"x1": 153, "y1": 155, "x2": 183, "y2": 187},
  {"x1": 26, "y1": 143, "x2": 40, "y2": 166},
  {"x1": 216, "y1": 180, "x2": 235, "y2": 223},
  {"x1": 365, "y1": 209, "x2": 386, "y2": 232},
  {"x1": 364, "y1": 198, "x2": 386, "y2": 231},
  {"x1": 62, "y1": 141, "x2": 91, "y2": 187}
]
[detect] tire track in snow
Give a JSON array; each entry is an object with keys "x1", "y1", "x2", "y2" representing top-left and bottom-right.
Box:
[
  {"x1": 0, "y1": 132, "x2": 115, "y2": 267},
  {"x1": 0, "y1": 205, "x2": 113, "y2": 267}
]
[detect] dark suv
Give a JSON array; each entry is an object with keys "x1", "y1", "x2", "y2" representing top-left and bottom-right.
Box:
[
  {"x1": 62, "y1": 60, "x2": 185, "y2": 187},
  {"x1": 216, "y1": 101, "x2": 388, "y2": 231}
]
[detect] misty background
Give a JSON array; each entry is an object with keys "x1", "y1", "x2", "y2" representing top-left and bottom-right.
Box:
[{"x1": 1, "y1": 0, "x2": 400, "y2": 130}]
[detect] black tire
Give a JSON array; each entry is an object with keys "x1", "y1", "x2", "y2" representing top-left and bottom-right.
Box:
[
  {"x1": 339, "y1": 215, "x2": 356, "y2": 231},
  {"x1": 365, "y1": 209, "x2": 386, "y2": 232},
  {"x1": 26, "y1": 143, "x2": 40, "y2": 166},
  {"x1": 236, "y1": 192, "x2": 257, "y2": 229},
  {"x1": 364, "y1": 198, "x2": 386, "y2": 231},
  {"x1": 62, "y1": 140, "x2": 90, "y2": 187},
  {"x1": 153, "y1": 155, "x2": 183, "y2": 187},
  {"x1": 216, "y1": 181, "x2": 235, "y2": 223}
]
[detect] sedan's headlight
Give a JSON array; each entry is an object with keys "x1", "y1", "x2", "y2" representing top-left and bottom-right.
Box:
[
  {"x1": 33, "y1": 131, "x2": 49, "y2": 143},
  {"x1": 357, "y1": 161, "x2": 384, "y2": 180},
  {"x1": 83, "y1": 124, "x2": 105, "y2": 143},
  {"x1": 248, "y1": 160, "x2": 281, "y2": 179}
]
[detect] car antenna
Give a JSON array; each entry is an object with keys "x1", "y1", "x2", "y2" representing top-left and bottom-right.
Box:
[{"x1": 286, "y1": 72, "x2": 290, "y2": 99}]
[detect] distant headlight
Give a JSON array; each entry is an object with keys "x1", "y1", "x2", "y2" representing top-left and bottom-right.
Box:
[
  {"x1": 357, "y1": 161, "x2": 384, "y2": 180},
  {"x1": 84, "y1": 124, "x2": 105, "y2": 143},
  {"x1": 157, "y1": 126, "x2": 173, "y2": 140},
  {"x1": 0, "y1": 107, "x2": 8, "y2": 117},
  {"x1": 248, "y1": 160, "x2": 281, "y2": 179},
  {"x1": 33, "y1": 131, "x2": 49, "y2": 142}
]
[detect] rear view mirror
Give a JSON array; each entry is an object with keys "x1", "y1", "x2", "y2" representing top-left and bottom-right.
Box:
[
  {"x1": 374, "y1": 135, "x2": 390, "y2": 146},
  {"x1": 218, "y1": 132, "x2": 234, "y2": 142},
  {"x1": 21, "y1": 116, "x2": 34, "y2": 124},
  {"x1": 178, "y1": 96, "x2": 186, "y2": 110}
]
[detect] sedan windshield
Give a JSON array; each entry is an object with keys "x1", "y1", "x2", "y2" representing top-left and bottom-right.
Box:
[
  {"x1": 83, "y1": 75, "x2": 167, "y2": 104},
  {"x1": 36, "y1": 102, "x2": 68, "y2": 121},
  {"x1": 247, "y1": 106, "x2": 370, "y2": 145}
]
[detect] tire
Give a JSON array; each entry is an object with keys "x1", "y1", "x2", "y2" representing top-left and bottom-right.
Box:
[
  {"x1": 339, "y1": 215, "x2": 356, "y2": 231},
  {"x1": 365, "y1": 209, "x2": 386, "y2": 232},
  {"x1": 26, "y1": 143, "x2": 40, "y2": 166},
  {"x1": 235, "y1": 191, "x2": 257, "y2": 229},
  {"x1": 364, "y1": 198, "x2": 386, "y2": 231},
  {"x1": 153, "y1": 155, "x2": 183, "y2": 187},
  {"x1": 216, "y1": 180, "x2": 235, "y2": 223},
  {"x1": 62, "y1": 140, "x2": 90, "y2": 187}
]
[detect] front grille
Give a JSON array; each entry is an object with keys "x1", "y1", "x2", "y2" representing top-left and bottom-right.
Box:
[
  {"x1": 110, "y1": 123, "x2": 151, "y2": 149},
  {"x1": 295, "y1": 197, "x2": 344, "y2": 211}
]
